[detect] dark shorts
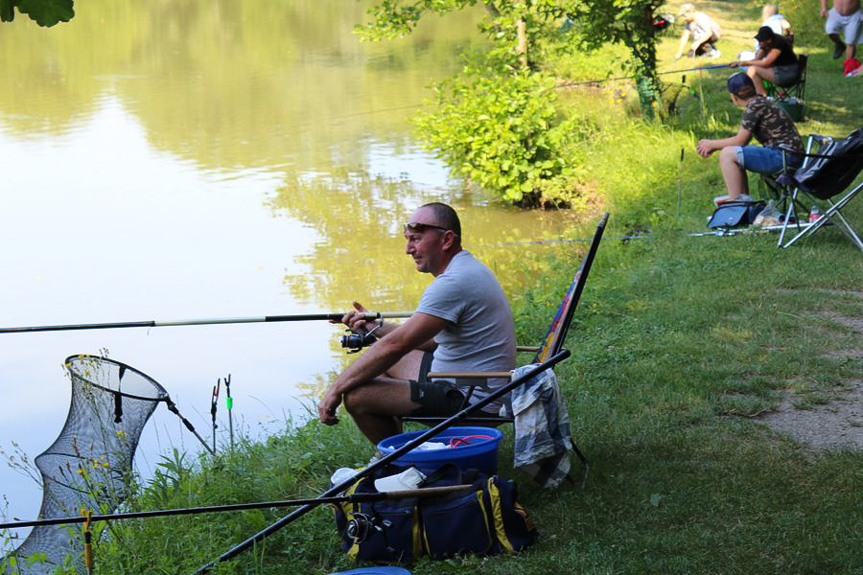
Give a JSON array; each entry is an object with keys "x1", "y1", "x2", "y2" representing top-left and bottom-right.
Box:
[
  {"x1": 773, "y1": 64, "x2": 799, "y2": 87},
  {"x1": 408, "y1": 352, "x2": 466, "y2": 417}
]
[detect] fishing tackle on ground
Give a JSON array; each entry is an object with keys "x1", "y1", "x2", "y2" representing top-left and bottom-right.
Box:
[{"x1": 194, "y1": 348, "x2": 573, "y2": 574}]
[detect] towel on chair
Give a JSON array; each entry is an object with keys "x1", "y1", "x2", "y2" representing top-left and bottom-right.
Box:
[{"x1": 505, "y1": 364, "x2": 572, "y2": 488}]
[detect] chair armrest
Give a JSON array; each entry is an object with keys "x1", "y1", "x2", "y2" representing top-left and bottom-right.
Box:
[
  {"x1": 426, "y1": 371, "x2": 512, "y2": 380},
  {"x1": 516, "y1": 345, "x2": 541, "y2": 353}
]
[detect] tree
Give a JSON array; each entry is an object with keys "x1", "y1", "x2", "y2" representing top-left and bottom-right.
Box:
[
  {"x1": 0, "y1": 0, "x2": 74, "y2": 27},
  {"x1": 565, "y1": 0, "x2": 666, "y2": 118},
  {"x1": 359, "y1": 1, "x2": 664, "y2": 110},
  {"x1": 358, "y1": 0, "x2": 665, "y2": 207}
]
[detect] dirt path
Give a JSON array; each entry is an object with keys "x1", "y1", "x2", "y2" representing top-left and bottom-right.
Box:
[
  {"x1": 758, "y1": 292, "x2": 863, "y2": 450},
  {"x1": 760, "y1": 379, "x2": 863, "y2": 450}
]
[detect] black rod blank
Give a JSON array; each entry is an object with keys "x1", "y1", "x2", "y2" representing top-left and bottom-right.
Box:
[
  {"x1": 0, "y1": 485, "x2": 471, "y2": 530},
  {"x1": 0, "y1": 312, "x2": 413, "y2": 334}
]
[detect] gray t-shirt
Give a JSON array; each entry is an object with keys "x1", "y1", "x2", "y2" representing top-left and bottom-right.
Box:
[{"x1": 416, "y1": 250, "x2": 517, "y2": 411}]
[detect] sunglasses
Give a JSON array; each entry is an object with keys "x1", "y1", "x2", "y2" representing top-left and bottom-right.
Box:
[{"x1": 403, "y1": 222, "x2": 451, "y2": 234}]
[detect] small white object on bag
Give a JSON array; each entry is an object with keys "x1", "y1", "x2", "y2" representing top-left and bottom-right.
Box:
[
  {"x1": 330, "y1": 467, "x2": 359, "y2": 486},
  {"x1": 374, "y1": 466, "x2": 427, "y2": 492}
]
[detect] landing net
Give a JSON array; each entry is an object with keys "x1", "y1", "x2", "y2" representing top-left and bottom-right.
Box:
[{"x1": 3, "y1": 355, "x2": 167, "y2": 574}]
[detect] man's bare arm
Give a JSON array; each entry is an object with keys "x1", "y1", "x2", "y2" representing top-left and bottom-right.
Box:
[{"x1": 318, "y1": 312, "x2": 447, "y2": 423}]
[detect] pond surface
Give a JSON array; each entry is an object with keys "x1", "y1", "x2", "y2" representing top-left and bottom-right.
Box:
[{"x1": 0, "y1": 0, "x2": 583, "y2": 533}]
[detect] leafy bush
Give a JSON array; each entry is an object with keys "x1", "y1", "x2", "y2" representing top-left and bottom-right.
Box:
[{"x1": 415, "y1": 60, "x2": 581, "y2": 208}]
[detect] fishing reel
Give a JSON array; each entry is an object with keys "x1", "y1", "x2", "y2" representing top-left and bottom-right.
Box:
[
  {"x1": 340, "y1": 322, "x2": 382, "y2": 354},
  {"x1": 345, "y1": 512, "x2": 393, "y2": 544}
]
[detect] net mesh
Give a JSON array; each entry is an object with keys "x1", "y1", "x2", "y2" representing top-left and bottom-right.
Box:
[{"x1": 3, "y1": 355, "x2": 167, "y2": 574}]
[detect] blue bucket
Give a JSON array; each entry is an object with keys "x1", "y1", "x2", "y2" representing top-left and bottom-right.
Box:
[{"x1": 377, "y1": 426, "x2": 503, "y2": 475}]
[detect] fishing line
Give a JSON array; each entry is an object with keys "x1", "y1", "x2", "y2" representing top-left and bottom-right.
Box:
[
  {"x1": 467, "y1": 234, "x2": 650, "y2": 248},
  {"x1": 554, "y1": 63, "x2": 730, "y2": 89}
]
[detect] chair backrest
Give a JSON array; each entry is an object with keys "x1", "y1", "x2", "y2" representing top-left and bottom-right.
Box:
[
  {"x1": 532, "y1": 213, "x2": 609, "y2": 364},
  {"x1": 770, "y1": 53, "x2": 807, "y2": 102},
  {"x1": 793, "y1": 53, "x2": 808, "y2": 100},
  {"x1": 793, "y1": 129, "x2": 863, "y2": 200}
]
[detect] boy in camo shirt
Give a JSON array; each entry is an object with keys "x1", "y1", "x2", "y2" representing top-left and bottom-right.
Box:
[{"x1": 696, "y1": 72, "x2": 804, "y2": 205}]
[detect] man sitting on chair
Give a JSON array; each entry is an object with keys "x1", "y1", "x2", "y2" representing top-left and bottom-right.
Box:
[
  {"x1": 696, "y1": 72, "x2": 804, "y2": 205},
  {"x1": 318, "y1": 202, "x2": 516, "y2": 445},
  {"x1": 731, "y1": 26, "x2": 799, "y2": 96}
]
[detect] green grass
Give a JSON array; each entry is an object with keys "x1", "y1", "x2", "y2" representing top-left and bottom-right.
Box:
[{"x1": 9, "y1": 2, "x2": 863, "y2": 573}]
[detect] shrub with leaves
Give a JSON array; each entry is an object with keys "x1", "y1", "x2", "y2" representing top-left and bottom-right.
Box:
[{"x1": 416, "y1": 61, "x2": 578, "y2": 207}]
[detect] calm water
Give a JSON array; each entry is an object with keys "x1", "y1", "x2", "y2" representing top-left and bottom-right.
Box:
[{"x1": 0, "y1": 0, "x2": 582, "y2": 532}]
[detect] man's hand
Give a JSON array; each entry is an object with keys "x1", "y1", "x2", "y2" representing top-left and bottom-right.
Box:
[
  {"x1": 820, "y1": 7, "x2": 828, "y2": 18},
  {"x1": 318, "y1": 390, "x2": 342, "y2": 426},
  {"x1": 332, "y1": 301, "x2": 377, "y2": 332},
  {"x1": 696, "y1": 140, "x2": 716, "y2": 158}
]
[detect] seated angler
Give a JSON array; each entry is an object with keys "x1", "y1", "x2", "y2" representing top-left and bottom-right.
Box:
[
  {"x1": 318, "y1": 202, "x2": 516, "y2": 445},
  {"x1": 696, "y1": 72, "x2": 804, "y2": 205},
  {"x1": 731, "y1": 26, "x2": 799, "y2": 96}
]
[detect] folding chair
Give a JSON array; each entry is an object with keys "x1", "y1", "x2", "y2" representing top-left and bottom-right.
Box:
[
  {"x1": 776, "y1": 129, "x2": 863, "y2": 251},
  {"x1": 764, "y1": 53, "x2": 807, "y2": 121}
]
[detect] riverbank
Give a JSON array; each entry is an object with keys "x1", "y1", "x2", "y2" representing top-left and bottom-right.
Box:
[{"x1": 31, "y1": 2, "x2": 863, "y2": 573}]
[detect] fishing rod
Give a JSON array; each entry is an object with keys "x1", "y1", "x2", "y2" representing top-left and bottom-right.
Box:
[
  {"x1": 659, "y1": 62, "x2": 731, "y2": 75},
  {"x1": 0, "y1": 311, "x2": 413, "y2": 335},
  {"x1": 0, "y1": 485, "x2": 471, "y2": 530},
  {"x1": 195, "y1": 348, "x2": 572, "y2": 573}
]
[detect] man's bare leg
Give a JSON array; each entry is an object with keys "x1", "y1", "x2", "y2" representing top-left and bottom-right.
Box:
[
  {"x1": 343, "y1": 349, "x2": 426, "y2": 444},
  {"x1": 719, "y1": 146, "x2": 749, "y2": 198},
  {"x1": 745, "y1": 66, "x2": 772, "y2": 95},
  {"x1": 343, "y1": 378, "x2": 421, "y2": 444}
]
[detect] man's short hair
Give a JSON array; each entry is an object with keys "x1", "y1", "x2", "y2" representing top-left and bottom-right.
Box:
[
  {"x1": 727, "y1": 72, "x2": 757, "y2": 99},
  {"x1": 421, "y1": 202, "x2": 462, "y2": 240}
]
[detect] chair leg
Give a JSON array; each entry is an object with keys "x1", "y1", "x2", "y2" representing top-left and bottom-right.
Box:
[
  {"x1": 778, "y1": 191, "x2": 802, "y2": 247},
  {"x1": 781, "y1": 191, "x2": 863, "y2": 251},
  {"x1": 826, "y1": 195, "x2": 863, "y2": 251},
  {"x1": 570, "y1": 441, "x2": 590, "y2": 489}
]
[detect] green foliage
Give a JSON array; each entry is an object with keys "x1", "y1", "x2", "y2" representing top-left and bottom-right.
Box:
[
  {"x1": 0, "y1": 0, "x2": 74, "y2": 27},
  {"x1": 359, "y1": 0, "x2": 667, "y2": 206},
  {"x1": 565, "y1": 0, "x2": 665, "y2": 117},
  {"x1": 416, "y1": 61, "x2": 578, "y2": 207},
  {"x1": 89, "y1": 418, "x2": 370, "y2": 573},
  {"x1": 357, "y1": 0, "x2": 481, "y2": 40},
  {"x1": 781, "y1": 0, "x2": 823, "y2": 40}
]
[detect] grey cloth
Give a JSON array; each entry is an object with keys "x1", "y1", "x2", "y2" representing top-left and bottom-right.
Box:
[
  {"x1": 416, "y1": 250, "x2": 516, "y2": 412},
  {"x1": 508, "y1": 364, "x2": 572, "y2": 489}
]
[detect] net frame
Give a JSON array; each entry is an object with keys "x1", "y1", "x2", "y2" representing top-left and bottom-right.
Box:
[{"x1": 3, "y1": 355, "x2": 168, "y2": 574}]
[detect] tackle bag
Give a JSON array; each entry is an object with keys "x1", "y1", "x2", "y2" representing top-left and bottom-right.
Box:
[
  {"x1": 332, "y1": 463, "x2": 536, "y2": 563},
  {"x1": 707, "y1": 200, "x2": 766, "y2": 229}
]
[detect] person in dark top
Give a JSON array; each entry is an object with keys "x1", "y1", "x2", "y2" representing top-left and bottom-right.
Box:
[
  {"x1": 731, "y1": 26, "x2": 799, "y2": 95},
  {"x1": 696, "y1": 72, "x2": 804, "y2": 204}
]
